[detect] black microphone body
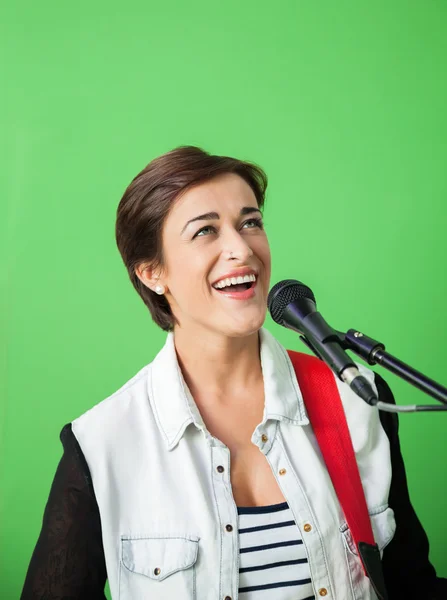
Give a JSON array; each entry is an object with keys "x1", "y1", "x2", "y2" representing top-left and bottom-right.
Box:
[
  {"x1": 268, "y1": 280, "x2": 378, "y2": 406},
  {"x1": 282, "y1": 299, "x2": 355, "y2": 372}
]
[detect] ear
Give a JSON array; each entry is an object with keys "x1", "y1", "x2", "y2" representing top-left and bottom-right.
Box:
[{"x1": 135, "y1": 262, "x2": 165, "y2": 292}]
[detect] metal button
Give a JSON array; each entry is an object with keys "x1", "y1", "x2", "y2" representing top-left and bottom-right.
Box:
[
  {"x1": 279, "y1": 468, "x2": 287, "y2": 476},
  {"x1": 304, "y1": 523, "x2": 312, "y2": 532},
  {"x1": 319, "y1": 588, "x2": 328, "y2": 596},
  {"x1": 217, "y1": 465, "x2": 224, "y2": 473},
  {"x1": 225, "y1": 524, "x2": 233, "y2": 532},
  {"x1": 224, "y1": 597, "x2": 232, "y2": 600},
  {"x1": 261, "y1": 434, "x2": 268, "y2": 443},
  {"x1": 154, "y1": 567, "x2": 161, "y2": 576}
]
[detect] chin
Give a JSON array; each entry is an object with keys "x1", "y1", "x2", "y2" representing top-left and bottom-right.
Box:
[{"x1": 227, "y1": 311, "x2": 266, "y2": 338}]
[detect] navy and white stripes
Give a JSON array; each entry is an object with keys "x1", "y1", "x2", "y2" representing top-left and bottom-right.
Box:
[{"x1": 237, "y1": 502, "x2": 314, "y2": 599}]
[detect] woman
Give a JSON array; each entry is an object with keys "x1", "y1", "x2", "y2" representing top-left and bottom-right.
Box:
[{"x1": 22, "y1": 146, "x2": 446, "y2": 599}]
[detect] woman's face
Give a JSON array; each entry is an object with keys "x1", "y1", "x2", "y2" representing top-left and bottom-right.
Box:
[{"x1": 157, "y1": 173, "x2": 271, "y2": 338}]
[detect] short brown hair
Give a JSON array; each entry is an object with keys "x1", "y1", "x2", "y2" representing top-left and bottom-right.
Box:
[{"x1": 115, "y1": 145, "x2": 268, "y2": 331}]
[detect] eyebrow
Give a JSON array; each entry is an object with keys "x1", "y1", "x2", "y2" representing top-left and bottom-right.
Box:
[{"x1": 181, "y1": 206, "x2": 262, "y2": 235}]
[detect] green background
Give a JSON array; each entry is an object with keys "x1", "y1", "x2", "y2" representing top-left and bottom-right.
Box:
[{"x1": 1, "y1": 1, "x2": 446, "y2": 597}]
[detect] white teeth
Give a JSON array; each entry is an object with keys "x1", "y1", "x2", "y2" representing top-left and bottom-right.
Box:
[{"x1": 213, "y1": 273, "x2": 257, "y2": 289}]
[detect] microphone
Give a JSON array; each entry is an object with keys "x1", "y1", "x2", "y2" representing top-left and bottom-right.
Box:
[{"x1": 267, "y1": 279, "x2": 378, "y2": 406}]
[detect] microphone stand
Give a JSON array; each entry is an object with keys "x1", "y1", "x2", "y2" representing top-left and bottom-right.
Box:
[
  {"x1": 340, "y1": 328, "x2": 447, "y2": 412},
  {"x1": 299, "y1": 329, "x2": 447, "y2": 412}
]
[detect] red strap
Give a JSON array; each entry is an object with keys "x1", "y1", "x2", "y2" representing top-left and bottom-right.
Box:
[{"x1": 287, "y1": 349, "x2": 375, "y2": 566}]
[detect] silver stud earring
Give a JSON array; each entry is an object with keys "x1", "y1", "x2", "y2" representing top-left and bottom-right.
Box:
[{"x1": 154, "y1": 285, "x2": 165, "y2": 295}]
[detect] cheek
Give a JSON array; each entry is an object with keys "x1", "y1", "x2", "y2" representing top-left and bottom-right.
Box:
[
  {"x1": 256, "y1": 238, "x2": 271, "y2": 270},
  {"x1": 258, "y1": 242, "x2": 272, "y2": 289},
  {"x1": 168, "y1": 251, "x2": 211, "y2": 293}
]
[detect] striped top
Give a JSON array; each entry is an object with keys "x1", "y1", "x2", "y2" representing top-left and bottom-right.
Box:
[{"x1": 237, "y1": 501, "x2": 315, "y2": 599}]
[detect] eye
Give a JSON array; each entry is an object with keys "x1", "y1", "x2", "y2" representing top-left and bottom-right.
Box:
[
  {"x1": 194, "y1": 225, "x2": 217, "y2": 238},
  {"x1": 193, "y1": 218, "x2": 264, "y2": 239},
  {"x1": 243, "y1": 217, "x2": 264, "y2": 230}
]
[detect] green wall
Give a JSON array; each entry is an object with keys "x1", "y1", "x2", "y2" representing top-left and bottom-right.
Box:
[{"x1": 1, "y1": 1, "x2": 446, "y2": 597}]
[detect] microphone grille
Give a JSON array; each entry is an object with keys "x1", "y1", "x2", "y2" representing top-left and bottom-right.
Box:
[{"x1": 267, "y1": 279, "x2": 316, "y2": 324}]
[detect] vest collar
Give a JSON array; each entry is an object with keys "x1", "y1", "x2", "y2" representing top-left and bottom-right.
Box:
[{"x1": 148, "y1": 326, "x2": 309, "y2": 450}]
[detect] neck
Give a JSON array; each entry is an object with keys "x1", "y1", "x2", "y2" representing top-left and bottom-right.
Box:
[{"x1": 173, "y1": 325, "x2": 263, "y2": 402}]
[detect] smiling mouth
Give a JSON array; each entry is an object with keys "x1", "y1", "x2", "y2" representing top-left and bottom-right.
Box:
[
  {"x1": 223, "y1": 282, "x2": 252, "y2": 292},
  {"x1": 213, "y1": 280, "x2": 256, "y2": 294}
]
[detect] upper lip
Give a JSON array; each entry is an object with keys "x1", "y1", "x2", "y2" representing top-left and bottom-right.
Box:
[{"x1": 212, "y1": 267, "x2": 258, "y2": 287}]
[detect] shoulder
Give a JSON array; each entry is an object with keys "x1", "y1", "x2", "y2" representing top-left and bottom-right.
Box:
[
  {"x1": 339, "y1": 363, "x2": 400, "y2": 460},
  {"x1": 65, "y1": 360, "x2": 164, "y2": 482},
  {"x1": 72, "y1": 362, "x2": 151, "y2": 430},
  {"x1": 67, "y1": 361, "x2": 161, "y2": 462}
]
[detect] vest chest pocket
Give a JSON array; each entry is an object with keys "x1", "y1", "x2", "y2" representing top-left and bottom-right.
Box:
[
  {"x1": 120, "y1": 535, "x2": 199, "y2": 599},
  {"x1": 340, "y1": 506, "x2": 396, "y2": 558},
  {"x1": 339, "y1": 506, "x2": 396, "y2": 600}
]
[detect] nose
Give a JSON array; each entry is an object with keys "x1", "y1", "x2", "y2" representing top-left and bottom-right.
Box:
[{"x1": 222, "y1": 227, "x2": 254, "y2": 261}]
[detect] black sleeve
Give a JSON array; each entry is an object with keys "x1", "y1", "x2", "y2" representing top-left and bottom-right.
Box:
[
  {"x1": 375, "y1": 373, "x2": 447, "y2": 600},
  {"x1": 21, "y1": 423, "x2": 107, "y2": 599}
]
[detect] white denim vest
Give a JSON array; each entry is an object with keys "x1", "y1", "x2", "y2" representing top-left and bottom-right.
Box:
[{"x1": 72, "y1": 326, "x2": 396, "y2": 600}]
